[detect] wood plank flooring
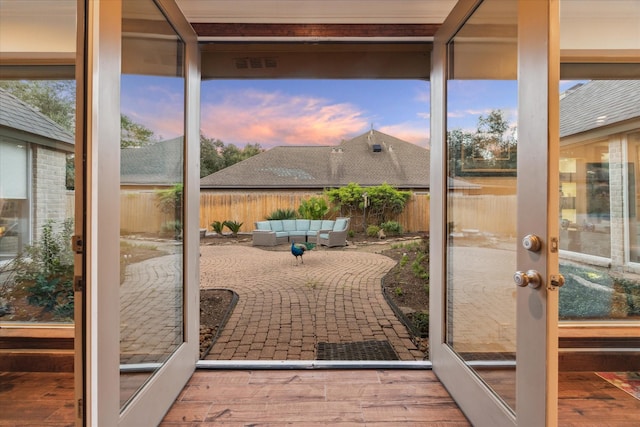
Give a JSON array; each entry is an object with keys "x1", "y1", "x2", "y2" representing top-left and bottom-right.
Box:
[
  {"x1": 1, "y1": 370, "x2": 639, "y2": 426},
  {"x1": 160, "y1": 370, "x2": 469, "y2": 426}
]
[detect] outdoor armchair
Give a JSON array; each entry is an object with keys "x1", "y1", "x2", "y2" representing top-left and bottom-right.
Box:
[{"x1": 316, "y1": 217, "x2": 350, "y2": 247}]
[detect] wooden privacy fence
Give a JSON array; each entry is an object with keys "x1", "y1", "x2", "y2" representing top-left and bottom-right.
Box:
[
  {"x1": 448, "y1": 194, "x2": 517, "y2": 237},
  {"x1": 199, "y1": 191, "x2": 431, "y2": 234},
  {"x1": 121, "y1": 190, "x2": 168, "y2": 235},
  {"x1": 106, "y1": 190, "x2": 514, "y2": 237}
]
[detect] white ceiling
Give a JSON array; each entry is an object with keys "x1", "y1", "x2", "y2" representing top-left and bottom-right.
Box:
[
  {"x1": 174, "y1": 0, "x2": 458, "y2": 24},
  {"x1": 1, "y1": 0, "x2": 638, "y2": 55}
]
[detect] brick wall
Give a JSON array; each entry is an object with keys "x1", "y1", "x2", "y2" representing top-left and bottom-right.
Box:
[{"x1": 32, "y1": 145, "x2": 70, "y2": 241}]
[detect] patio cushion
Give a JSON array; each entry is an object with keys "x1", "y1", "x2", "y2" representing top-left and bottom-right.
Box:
[
  {"x1": 333, "y1": 218, "x2": 348, "y2": 231},
  {"x1": 255, "y1": 221, "x2": 271, "y2": 231},
  {"x1": 270, "y1": 220, "x2": 284, "y2": 232},
  {"x1": 282, "y1": 219, "x2": 297, "y2": 231},
  {"x1": 295, "y1": 219, "x2": 310, "y2": 231},
  {"x1": 288, "y1": 230, "x2": 307, "y2": 240},
  {"x1": 321, "y1": 220, "x2": 335, "y2": 230},
  {"x1": 309, "y1": 220, "x2": 323, "y2": 231},
  {"x1": 275, "y1": 231, "x2": 289, "y2": 238}
]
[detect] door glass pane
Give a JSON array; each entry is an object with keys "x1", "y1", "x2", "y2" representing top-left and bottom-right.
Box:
[
  {"x1": 119, "y1": 0, "x2": 185, "y2": 408},
  {"x1": 446, "y1": 0, "x2": 518, "y2": 411}
]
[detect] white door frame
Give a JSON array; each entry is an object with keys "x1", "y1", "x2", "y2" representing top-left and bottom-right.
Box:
[
  {"x1": 81, "y1": 0, "x2": 200, "y2": 425},
  {"x1": 429, "y1": 0, "x2": 560, "y2": 425}
]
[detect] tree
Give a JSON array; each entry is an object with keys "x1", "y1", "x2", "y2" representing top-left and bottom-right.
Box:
[
  {"x1": 447, "y1": 109, "x2": 517, "y2": 176},
  {"x1": 200, "y1": 134, "x2": 225, "y2": 177},
  {"x1": 120, "y1": 114, "x2": 156, "y2": 148},
  {"x1": 0, "y1": 80, "x2": 75, "y2": 132},
  {"x1": 199, "y1": 134, "x2": 264, "y2": 178}
]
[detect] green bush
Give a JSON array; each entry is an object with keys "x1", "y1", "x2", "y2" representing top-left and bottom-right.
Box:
[
  {"x1": 411, "y1": 252, "x2": 429, "y2": 281},
  {"x1": 298, "y1": 197, "x2": 329, "y2": 220},
  {"x1": 325, "y1": 182, "x2": 411, "y2": 225},
  {"x1": 210, "y1": 220, "x2": 224, "y2": 234},
  {"x1": 366, "y1": 225, "x2": 380, "y2": 237},
  {"x1": 266, "y1": 208, "x2": 297, "y2": 220},
  {"x1": 13, "y1": 219, "x2": 75, "y2": 320},
  {"x1": 160, "y1": 220, "x2": 182, "y2": 238},
  {"x1": 223, "y1": 220, "x2": 243, "y2": 236},
  {"x1": 399, "y1": 254, "x2": 409, "y2": 267},
  {"x1": 381, "y1": 221, "x2": 402, "y2": 235},
  {"x1": 409, "y1": 310, "x2": 429, "y2": 336}
]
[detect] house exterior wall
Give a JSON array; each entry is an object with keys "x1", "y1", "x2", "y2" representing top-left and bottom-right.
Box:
[{"x1": 31, "y1": 145, "x2": 70, "y2": 241}]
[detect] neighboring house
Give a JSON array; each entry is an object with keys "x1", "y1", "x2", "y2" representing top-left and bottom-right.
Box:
[
  {"x1": 0, "y1": 88, "x2": 74, "y2": 260},
  {"x1": 558, "y1": 80, "x2": 640, "y2": 271},
  {"x1": 120, "y1": 136, "x2": 184, "y2": 189},
  {"x1": 200, "y1": 129, "x2": 478, "y2": 232},
  {"x1": 120, "y1": 137, "x2": 184, "y2": 235},
  {"x1": 201, "y1": 129, "x2": 430, "y2": 190}
]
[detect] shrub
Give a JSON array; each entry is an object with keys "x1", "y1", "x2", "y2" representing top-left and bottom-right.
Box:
[
  {"x1": 210, "y1": 220, "x2": 224, "y2": 234},
  {"x1": 223, "y1": 220, "x2": 243, "y2": 236},
  {"x1": 12, "y1": 219, "x2": 75, "y2": 320},
  {"x1": 409, "y1": 310, "x2": 429, "y2": 335},
  {"x1": 325, "y1": 182, "x2": 411, "y2": 224},
  {"x1": 266, "y1": 208, "x2": 297, "y2": 220},
  {"x1": 298, "y1": 197, "x2": 329, "y2": 220},
  {"x1": 412, "y1": 252, "x2": 429, "y2": 281},
  {"x1": 399, "y1": 254, "x2": 409, "y2": 267},
  {"x1": 381, "y1": 221, "x2": 402, "y2": 235},
  {"x1": 366, "y1": 225, "x2": 380, "y2": 237},
  {"x1": 160, "y1": 220, "x2": 182, "y2": 238},
  {"x1": 156, "y1": 184, "x2": 183, "y2": 216}
]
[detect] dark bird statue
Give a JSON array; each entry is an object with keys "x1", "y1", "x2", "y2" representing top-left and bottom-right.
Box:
[{"x1": 291, "y1": 240, "x2": 306, "y2": 265}]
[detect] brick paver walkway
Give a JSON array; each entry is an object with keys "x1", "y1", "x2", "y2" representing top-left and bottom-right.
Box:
[{"x1": 199, "y1": 244, "x2": 425, "y2": 361}]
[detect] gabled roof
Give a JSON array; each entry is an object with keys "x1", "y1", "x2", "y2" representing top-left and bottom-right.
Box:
[
  {"x1": 560, "y1": 80, "x2": 640, "y2": 138},
  {"x1": 0, "y1": 88, "x2": 74, "y2": 150},
  {"x1": 121, "y1": 137, "x2": 184, "y2": 185},
  {"x1": 200, "y1": 129, "x2": 430, "y2": 189}
]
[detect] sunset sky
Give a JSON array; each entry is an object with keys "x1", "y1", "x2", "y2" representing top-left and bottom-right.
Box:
[{"x1": 121, "y1": 76, "x2": 580, "y2": 150}]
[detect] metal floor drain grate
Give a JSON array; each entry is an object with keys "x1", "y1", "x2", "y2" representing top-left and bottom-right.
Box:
[{"x1": 316, "y1": 340, "x2": 399, "y2": 361}]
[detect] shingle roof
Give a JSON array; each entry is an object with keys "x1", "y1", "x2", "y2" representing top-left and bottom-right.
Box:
[
  {"x1": 200, "y1": 129, "x2": 431, "y2": 189},
  {"x1": 560, "y1": 80, "x2": 640, "y2": 138},
  {"x1": 120, "y1": 137, "x2": 184, "y2": 185},
  {"x1": 0, "y1": 88, "x2": 74, "y2": 147}
]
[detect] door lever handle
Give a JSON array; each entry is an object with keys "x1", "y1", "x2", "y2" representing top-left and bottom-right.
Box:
[{"x1": 513, "y1": 270, "x2": 542, "y2": 289}]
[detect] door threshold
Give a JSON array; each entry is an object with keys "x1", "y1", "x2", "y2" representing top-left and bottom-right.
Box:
[{"x1": 195, "y1": 360, "x2": 433, "y2": 370}]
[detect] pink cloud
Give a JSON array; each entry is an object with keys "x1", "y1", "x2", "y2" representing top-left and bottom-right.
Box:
[
  {"x1": 379, "y1": 123, "x2": 430, "y2": 149},
  {"x1": 200, "y1": 89, "x2": 369, "y2": 148}
]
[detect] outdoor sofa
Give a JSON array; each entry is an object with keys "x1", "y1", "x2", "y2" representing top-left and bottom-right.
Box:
[{"x1": 252, "y1": 218, "x2": 350, "y2": 247}]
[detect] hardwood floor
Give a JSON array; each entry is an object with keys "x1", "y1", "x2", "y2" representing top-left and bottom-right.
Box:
[
  {"x1": 0, "y1": 371, "x2": 75, "y2": 426},
  {"x1": 160, "y1": 369, "x2": 469, "y2": 426},
  {"x1": 1, "y1": 370, "x2": 639, "y2": 426}
]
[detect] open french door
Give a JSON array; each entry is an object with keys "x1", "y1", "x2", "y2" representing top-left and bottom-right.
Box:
[
  {"x1": 429, "y1": 0, "x2": 560, "y2": 426},
  {"x1": 80, "y1": 0, "x2": 200, "y2": 425}
]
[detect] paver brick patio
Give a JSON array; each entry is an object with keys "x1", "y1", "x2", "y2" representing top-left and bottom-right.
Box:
[{"x1": 199, "y1": 244, "x2": 425, "y2": 360}]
